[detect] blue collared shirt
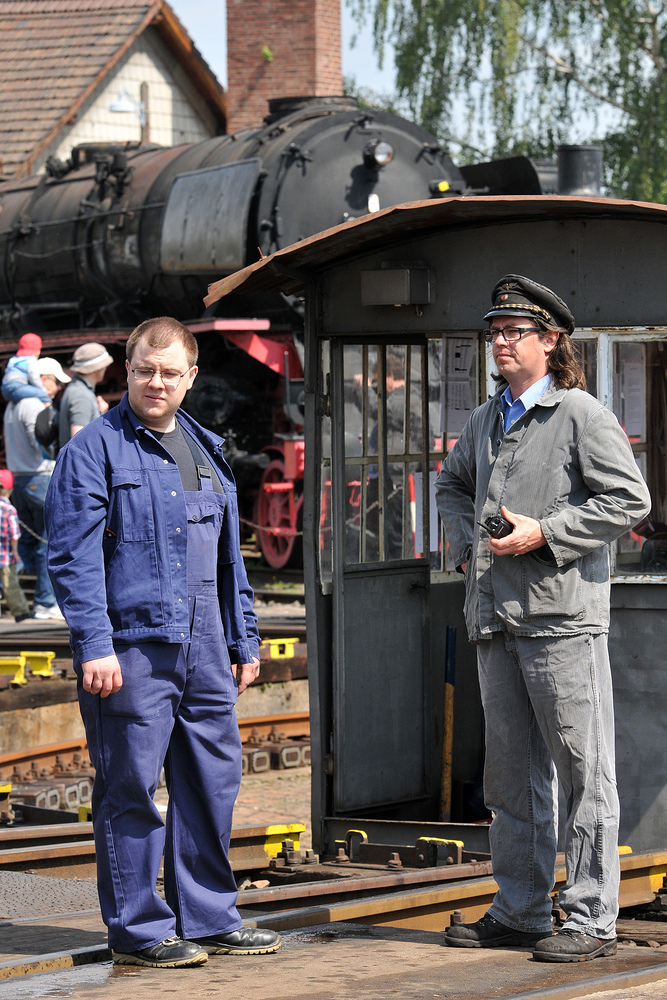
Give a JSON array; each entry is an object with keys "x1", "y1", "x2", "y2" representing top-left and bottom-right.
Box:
[
  {"x1": 500, "y1": 374, "x2": 551, "y2": 432},
  {"x1": 44, "y1": 394, "x2": 259, "y2": 664}
]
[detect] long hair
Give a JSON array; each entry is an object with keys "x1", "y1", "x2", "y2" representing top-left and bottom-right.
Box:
[{"x1": 491, "y1": 320, "x2": 587, "y2": 391}]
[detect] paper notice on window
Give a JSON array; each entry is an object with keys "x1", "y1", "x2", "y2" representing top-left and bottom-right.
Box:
[
  {"x1": 441, "y1": 337, "x2": 476, "y2": 436},
  {"x1": 413, "y1": 471, "x2": 440, "y2": 553},
  {"x1": 623, "y1": 361, "x2": 645, "y2": 440}
]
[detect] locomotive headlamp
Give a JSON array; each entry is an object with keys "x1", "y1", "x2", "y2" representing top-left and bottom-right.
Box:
[{"x1": 363, "y1": 140, "x2": 394, "y2": 168}]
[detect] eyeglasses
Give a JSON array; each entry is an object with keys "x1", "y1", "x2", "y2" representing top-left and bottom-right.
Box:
[
  {"x1": 484, "y1": 326, "x2": 541, "y2": 344},
  {"x1": 130, "y1": 367, "x2": 192, "y2": 387}
]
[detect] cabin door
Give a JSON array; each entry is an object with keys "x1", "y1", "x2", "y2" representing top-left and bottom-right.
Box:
[{"x1": 326, "y1": 341, "x2": 437, "y2": 813}]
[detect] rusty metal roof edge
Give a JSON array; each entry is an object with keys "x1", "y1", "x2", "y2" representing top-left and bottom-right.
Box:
[{"x1": 203, "y1": 194, "x2": 667, "y2": 305}]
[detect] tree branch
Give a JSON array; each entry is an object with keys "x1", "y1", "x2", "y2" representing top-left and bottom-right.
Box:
[{"x1": 519, "y1": 34, "x2": 632, "y2": 115}]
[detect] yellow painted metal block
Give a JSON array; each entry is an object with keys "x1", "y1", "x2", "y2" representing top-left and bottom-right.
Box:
[
  {"x1": 21, "y1": 650, "x2": 56, "y2": 678},
  {"x1": 262, "y1": 822, "x2": 305, "y2": 859},
  {"x1": 263, "y1": 638, "x2": 298, "y2": 659},
  {"x1": 0, "y1": 655, "x2": 26, "y2": 685}
]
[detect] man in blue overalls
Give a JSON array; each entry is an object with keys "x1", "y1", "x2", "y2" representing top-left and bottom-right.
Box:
[{"x1": 45, "y1": 317, "x2": 281, "y2": 968}]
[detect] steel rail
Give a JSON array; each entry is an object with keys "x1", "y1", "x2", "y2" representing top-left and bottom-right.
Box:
[
  {"x1": 238, "y1": 711, "x2": 310, "y2": 742},
  {"x1": 0, "y1": 739, "x2": 88, "y2": 770},
  {"x1": 242, "y1": 851, "x2": 667, "y2": 933}
]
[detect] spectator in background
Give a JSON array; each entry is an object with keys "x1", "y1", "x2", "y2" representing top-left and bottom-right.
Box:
[
  {"x1": 58, "y1": 342, "x2": 113, "y2": 449},
  {"x1": 2, "y1": 333, "x2": 50, "y2": 404},
  {"x1": 0, "y1": 470, "x2": 33, "y2": 622},
  {"x1": 4, "y1": 357, "x2": 70, "y2": 620}
]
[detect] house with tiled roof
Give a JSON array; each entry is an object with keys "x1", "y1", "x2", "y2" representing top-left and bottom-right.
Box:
[{"x1": 0, "y1": 0, "x2": 226, "y2": 178}]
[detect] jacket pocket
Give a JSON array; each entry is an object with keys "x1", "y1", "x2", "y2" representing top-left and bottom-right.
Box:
[
  {"x1": 109, "y1": 470, "x2": 155, "y2": 541},
  {"x1": 522, "y1": 551, "x2": 585, "y2": 619}
]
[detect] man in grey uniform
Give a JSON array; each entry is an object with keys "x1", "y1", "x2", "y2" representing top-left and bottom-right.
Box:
[{"x1": 436, "y1": 275, "x2": 650, "y2": 962}]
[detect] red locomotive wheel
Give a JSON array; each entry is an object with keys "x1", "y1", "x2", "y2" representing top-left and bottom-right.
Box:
[{"x1": 255, "y1": 459, "x2": 303, "y2": 569}]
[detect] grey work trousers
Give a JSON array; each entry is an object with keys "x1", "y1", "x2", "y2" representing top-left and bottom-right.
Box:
[{"x1": 476, "y1": 630, "x2": 619, "y2": 939}]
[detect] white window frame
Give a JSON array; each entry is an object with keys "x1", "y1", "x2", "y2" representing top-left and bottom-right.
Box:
[{"x1": 573, "y1": 327, "x2": 667, "y2": 584}]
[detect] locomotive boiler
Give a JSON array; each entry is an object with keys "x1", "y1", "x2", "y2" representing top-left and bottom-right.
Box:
[{"x1": 0, "y1": 96, "x2": 473, "y2": 332}]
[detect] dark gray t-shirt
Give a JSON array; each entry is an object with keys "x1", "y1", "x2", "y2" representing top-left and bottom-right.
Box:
[{"x1": 153, "y1": 422, "x2": 223, "y2": 493}]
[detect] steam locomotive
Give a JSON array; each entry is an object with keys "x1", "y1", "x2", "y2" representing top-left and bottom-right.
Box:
[{"x1": 0, "y1": 95, "x2": 601, "y2": 566}]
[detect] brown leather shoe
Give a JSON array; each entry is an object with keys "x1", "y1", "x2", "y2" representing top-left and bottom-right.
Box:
[
  {"x1": 533, "y1": 930, "x2": 617, "y2": 962},
  {"x1": 445, "y1": 912, "x2": 551, "y2": 949}
]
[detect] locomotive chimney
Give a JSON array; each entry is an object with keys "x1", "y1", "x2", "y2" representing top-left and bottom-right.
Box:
[
  {"x1": 557, "y1": 145, "x2": 604, "y2": 196},
  {"x1": 226, "y1": 0, "x2": 342, "y2": 132}
]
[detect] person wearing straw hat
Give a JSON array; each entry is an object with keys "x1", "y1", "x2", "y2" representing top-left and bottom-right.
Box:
[{"x1": 58, "y1": 342, "x2": 113, "y2": 449}]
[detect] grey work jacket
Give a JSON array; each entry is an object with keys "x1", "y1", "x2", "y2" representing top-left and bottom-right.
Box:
[{"x1": 435, "y1": 382, "x2": 651, "y2": 641}]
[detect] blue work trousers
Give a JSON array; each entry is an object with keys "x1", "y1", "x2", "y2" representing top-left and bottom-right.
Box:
[
  {"x1": 12, "y1": 472, "x2": 56, "y2": 607},
  {"x1": 477, "y1": 630, "x2": 619, "y2": 939},
  {"x1": 77, "y1": 485, "x2": 243, "y2": 952}
]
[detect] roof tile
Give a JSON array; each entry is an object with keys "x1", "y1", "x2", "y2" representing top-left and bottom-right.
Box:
[{"x1": 0, "y1": 0, "x2": 154, "y2": 174}]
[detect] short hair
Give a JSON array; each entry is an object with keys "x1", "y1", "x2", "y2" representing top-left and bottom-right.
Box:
[{"x1": 126, "y1": 317, "x2": 198, "y2": 368}]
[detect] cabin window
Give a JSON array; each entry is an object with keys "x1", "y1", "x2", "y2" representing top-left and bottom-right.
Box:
[
  {"x1": 337, "y1": 341, "x2": 461, "y2": 569},
  {"x1": 574, "y1": 331, "x2": 665, "y2": 578}
]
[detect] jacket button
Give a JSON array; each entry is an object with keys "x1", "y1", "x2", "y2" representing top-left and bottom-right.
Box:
[
  {"x1": 178, "y1": 598, "x2": 183, "y2": 603},
  {"x1": 171, "y1": 491, "x2": 177, "y2": 497},
  {"x1": 181, "y1": 633, "x2": 185, "y2": 638},
  {"x1": 176, "y1": 527, "x2": 181, "y2": 533},
  {"x1": 177, "y1": 562, "x2": 181, "y2": 568},
  {"x1": 192, "y1": 514, "x2": 199, "y2": 521},
  {"x1": 163, "y1": 459, "x2": 169, "y2": 464},
  {"x1": 496, "y1": 439, "x2": 501, "y2": 446}
]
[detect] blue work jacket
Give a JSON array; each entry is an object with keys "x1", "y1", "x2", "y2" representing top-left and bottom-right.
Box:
[{"x1": 45, "y1": 394, "x2": 260, "y2": 665}]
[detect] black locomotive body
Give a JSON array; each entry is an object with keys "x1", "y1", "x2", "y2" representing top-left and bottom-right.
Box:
[
  {"x1": 0, "y1": 96, "x2": 468, "y2": 332},
  {"x1": 0, "y1": 97, "x2": 595, "y2": 566}
]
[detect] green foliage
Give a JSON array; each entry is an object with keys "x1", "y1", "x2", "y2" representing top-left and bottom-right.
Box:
[{"x1": 347, "y1": 0, "x2": 667, "y2": 201}]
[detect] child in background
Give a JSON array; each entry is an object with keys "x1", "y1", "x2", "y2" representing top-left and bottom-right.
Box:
[
  {"x1": 2, "y1": 333, "x2": 51, "y2": 404},
  {"x1": 0, "y1": 470, "x2": 32, "y2": 622}
]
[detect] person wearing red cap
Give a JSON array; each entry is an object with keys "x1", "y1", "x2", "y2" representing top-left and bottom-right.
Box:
[
  {"x1": 1, "y1": 334, "x2": 51, "y2": 405},
  {"x1": 0, "y1": 470, "x2": 32, "y2": 622}
]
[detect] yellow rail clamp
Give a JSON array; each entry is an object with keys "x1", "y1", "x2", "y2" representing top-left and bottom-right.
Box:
[
  {"x1": 78, "y1": 806, "x2": 92, "y2": 823},
  {"x1": 262, "y1": 823, "x2": 305, "y2": 859},
  {"x1": 21, "y1": 651, "x2": 56, "y2": 678},
  {"x1": 0, "y1": 655, "x2": 26, "y2": 686},
  {"x1": 417, "y1": 837, "x2": 465, "y2": 865},
  {"x1": 0, "y1": 784, "x2": 11, "y2": 797},
  {"x1": 263, "y1": 637, "x2": 298, "y2": 659}
]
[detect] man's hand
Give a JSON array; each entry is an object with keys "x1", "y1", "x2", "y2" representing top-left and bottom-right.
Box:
[
  {"x1": 97, "y1": 396, "x2": 109, "y2": 415},
  {"x1": 488, "y1": 505, "x2": 547, "y2": 557},
  {"x1": 232, "y1": 657, "x2": 260, "y2": 695},
  {"x1": 81, "y1": 654, "x2": 123, "y2": 697}
]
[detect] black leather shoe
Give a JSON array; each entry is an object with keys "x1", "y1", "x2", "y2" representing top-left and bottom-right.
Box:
[
  {"x1": 533, "y1": 929, "x2": 617, "y2": 962},
  {"x1": 193, "y1": 927, "x2": 282, "y2": 955},
  {"x1": 445, "y1": 912, "x2": 551, "y2": 949},
  {"x1": 112, "y1": 935, "x2": 208, "y2": 967}
]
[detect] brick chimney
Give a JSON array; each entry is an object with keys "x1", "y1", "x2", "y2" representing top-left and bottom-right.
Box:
[{"x1": 226, "y1": 0, "x2": 342, "y2": 132}]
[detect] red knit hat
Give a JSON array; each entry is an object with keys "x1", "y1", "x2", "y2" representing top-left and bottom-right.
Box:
[
  {"x1": 16, "y1": 333, "x2": 42, "y2": 356},
  {"x1": 0, "y1": 470, "x2": 14, "y2": 490}
]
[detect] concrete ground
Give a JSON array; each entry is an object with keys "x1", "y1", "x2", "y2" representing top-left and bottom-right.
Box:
[
  {"x1": 0, "y1": 765, "x2": 667, "y2": 998},
  {"x1": 0, "y1": 925, "x2": 667, "y2": 1000}
]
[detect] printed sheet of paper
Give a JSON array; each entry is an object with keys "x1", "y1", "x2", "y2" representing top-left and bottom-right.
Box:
[{"x1": 441, "y1": 337, "x2": 476, "y2": 436}]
